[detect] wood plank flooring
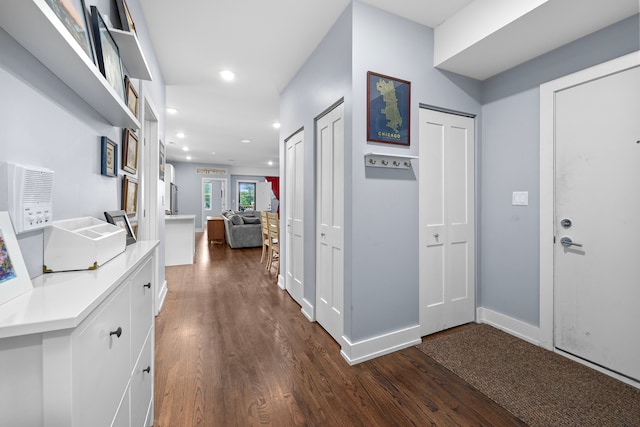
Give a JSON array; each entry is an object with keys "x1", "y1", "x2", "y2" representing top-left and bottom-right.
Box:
[{"x1": 154, "y1": 232, "x2": 526, "y2": 426}]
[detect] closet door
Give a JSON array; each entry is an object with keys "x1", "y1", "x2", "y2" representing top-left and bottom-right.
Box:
[{"x1": 285, "y1": 130, "x2": 304, "y2": 303}]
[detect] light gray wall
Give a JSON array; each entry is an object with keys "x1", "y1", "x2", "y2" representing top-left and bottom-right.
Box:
[
  {"x1": 170, "y1": 161, "x2": 230, "y2": 230},
  {"x1": 349, "y1": 1, "x2": 481, "y2": 341},
  {"x1": 478, "y1": 14, "x2": 639, "y2": 326},
  {"x1": 0, "y1": 0, "x2": 166, "y2": 279},
  {"x1": 280, "y1": 3, "x2": 353, "y2": 310}
]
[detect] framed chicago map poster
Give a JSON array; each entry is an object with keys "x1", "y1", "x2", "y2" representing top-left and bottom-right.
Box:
[{"x1": 367, "y1": 71, "x2": 411, "y2": 146}]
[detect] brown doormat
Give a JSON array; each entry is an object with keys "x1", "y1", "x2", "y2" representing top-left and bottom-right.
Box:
[{"x1": 416, "y1": 323, "x2": 640, "y2": 427}]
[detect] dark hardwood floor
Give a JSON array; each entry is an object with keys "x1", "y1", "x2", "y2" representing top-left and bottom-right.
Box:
[{"x1": 154, "y1": 232, "x2": 525, "y2": 426}]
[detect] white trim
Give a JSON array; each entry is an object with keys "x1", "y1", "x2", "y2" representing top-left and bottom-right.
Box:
[
  {"x1": 539, "y1": 51, "x2": 640, "y2": 351},
  {"x1": 201, "y1": 177, "x2": 228, "y2": 229},
  {"x1": 555, "y1": 348, "x2": 640, "y2": 390},
  {"x1": 301, "y1": 298, "x2": 315, "y2": 322},
  {"x1": 340, "y1": 325, "x2": 421, "y2": 366},
  {"x1": 157, "y1": 279, "x2": 168, "y2": 315},
  {"x1": 277, "y1": 274, "x2": 285, "y2": 290},
  {"x1": 476, "y1": 307, "x2": 541, "y2": 346}
]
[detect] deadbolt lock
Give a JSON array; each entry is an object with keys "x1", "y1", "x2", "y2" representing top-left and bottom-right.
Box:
[{"x1": 560, "y1": 218, "x2": 572, "y2": 229}]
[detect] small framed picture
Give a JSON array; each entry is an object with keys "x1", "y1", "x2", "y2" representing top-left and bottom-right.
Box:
[
  {"x1": 115, "y1": 0, "x2": 136, "y2": 33},
  {"x1": 101, "y1": 136, "x2": 118, "y2": 177},
  {"x1": 122, "y1": 176, "x2": 138, "y2": 216},
  {"x1": 91, "y1": 5, "x2": 126, "y2": 101},
  {"x1": 0, "y1": 212, "x2": 33, "y2": 305},
  {"x1": 45, "y1": 0, "x2": 95, "y2": 63},
  {"x1": 125, "y1": 76, "x2": 139, "y2": 119},
  {"x1": 367, "y1": 71, "x2": 411, "y2": 146},
  {"x1": 122, "y1": 129, "x2": 139, "y2": 174},
  {"x1": 159, "y1": 140, "x2": 166, "y2": 181},
  {"x1": 104, "y1": 210, "x2": 136, "y2": 245}
]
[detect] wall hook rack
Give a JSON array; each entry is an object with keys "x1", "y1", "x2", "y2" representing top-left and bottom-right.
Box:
[{"x1": 364, "y1": 152, "x2": 418, "y2": 169}]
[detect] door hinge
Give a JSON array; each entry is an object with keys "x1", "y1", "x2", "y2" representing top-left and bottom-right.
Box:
[{"x1": 553, "y1": 236, "x2": 556, "y2": 244}]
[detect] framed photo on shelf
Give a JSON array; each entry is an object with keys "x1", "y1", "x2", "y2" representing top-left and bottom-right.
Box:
[
  {"x1": 100, "y1": 136, "x2": 118, "y2": 177},
  {"x1": 44, "y1": 0, "x2": 95, "y2": 63},
  {"x1": 122, "y1": 176, "x2": 138, "y2": 216},
  {"x1": 124, "y1": 76, "x2": 139, "y2": 118},
  {"x1": 115, "y1": 0, "x2": 136, "y2": 33},
  {"x1": 159, "y1": 140, "x2": 166, "y2": 181},
  {"x1": 122, "y1": 129, "x2": 139, "y2": 174},
  {"x1": 90, "y1": 5, "x2": 126, "y2": 102},
  {"x1": 0, "y1": 212, "x2": 33, "y2": 306},
  {"x1": 104, "y1": 210, "x2": 136, "y2": 245},
  {"x1": 367, "y1": 71, "x2": 411, "y2": 146}
]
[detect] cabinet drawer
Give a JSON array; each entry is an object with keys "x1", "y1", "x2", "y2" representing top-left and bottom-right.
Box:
[
  {"x1": 74, "y1": 283, "x2": 131, "y2": 427},
  {"x1": 131, "y1": 329, "x2": 153, "y2": 427},
  {"x1": 130, "y1": 257, "x2": 153, "y2": 368}
]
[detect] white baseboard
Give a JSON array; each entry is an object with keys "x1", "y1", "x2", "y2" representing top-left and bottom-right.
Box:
[
  {"x1": 340, "y1": 325, "x2": 421, "y2": 365},
  {"x1": 277, "y1": 274, "x2": 285, "y2": 290},
  {"x1": 156, "y1": 280, "x2": 168, "y2": 315},
  {"x1": 476, "y1": 307, "x2": 541, "y2": 346},
  {"x1": 301, "y1": 298, "x2": 314, "y2": 322}
]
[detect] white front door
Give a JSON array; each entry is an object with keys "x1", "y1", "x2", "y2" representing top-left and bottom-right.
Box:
[
  {"x1": 256, "y1": 182, "x2": 272, "y2": 212},
  {"x1": 419, "y1": 108, "x2": 475, "y2": 336},
  {"x1": 554, "y1": 65, "x2": 640, "y2": 381},
  {"x1": 285, "y1": 130, "x2": 304, "y2": 303},
  {"x1": 316, "y1": 103, "x2": 344, "y2": 344}
]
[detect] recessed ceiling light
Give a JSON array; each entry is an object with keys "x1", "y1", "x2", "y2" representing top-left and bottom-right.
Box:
[
  {"x1": 272, "y1": 122, "x2": 281, "y2": 129},
  {"x1": 267, "y1": 160, "x2": 274, "y2": 166},
  {"x1": 186, "y1": 156, "x2": 192, "y2": 160},
  {"x1": 166, "y1": 108, "x2": 178, "y2": 114},
  {"x1": 177, "y1": 132, "x2": 185, "y2": 139},
  {"x1": 219, "y1": 70, "x2": 235, "y2": 81},
  {"x1": 211, "y1": 151, "x2": 216, "y2": 155},
  {"x1": 182, "y1": 146, "x2": 189, "y2": 152},
  {"x1": 240, "y1": 138, "x2": 251, "y2": 143}
]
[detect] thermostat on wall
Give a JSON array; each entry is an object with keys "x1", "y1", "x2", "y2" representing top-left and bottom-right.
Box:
[{"x1": 7, "y1": 162, "x2": 55, "y2": 233}]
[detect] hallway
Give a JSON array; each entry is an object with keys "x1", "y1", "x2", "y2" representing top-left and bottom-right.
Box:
[{"x1": 154, "y1": 233, "x2": 524, "y2": 426}]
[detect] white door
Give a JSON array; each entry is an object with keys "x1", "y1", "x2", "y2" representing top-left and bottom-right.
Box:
[
  {"x1": 316, "y1": 103, "x2": 344, "y2": 343},
  {"x1": 419, "y1": 108, "x2": 475, "y2": 336},
  {"x1": 554, "y1": 65, "x2": 640, "y2": 381},
  {"x1": 256, "y1": 182, "x2": 272, "y2": 212},
  {"x1": 285, "y1": 130, "x2": 304, "y2": 304}
]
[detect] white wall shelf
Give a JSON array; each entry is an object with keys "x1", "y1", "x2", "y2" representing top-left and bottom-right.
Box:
[
  {"x1": 110, "y1": 28, "x2": 153, "y2": 81},
  {"x1": 0, "y1": 0, "x2": 140, "y2": 129},
  {"x1": 364, "y1": 152, "x2": 418, "y2": 169}
]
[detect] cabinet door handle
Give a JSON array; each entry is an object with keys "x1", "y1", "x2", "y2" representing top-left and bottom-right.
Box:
[
  {"x1": 109, "y1": 327, "x2": 123, "y2": 338},
  {"x1": 143, "y1": 366, "x2": 151, "y2": 374},
  {"x1": 143, "y1": 282, "x2": 151, "y2": 289}
]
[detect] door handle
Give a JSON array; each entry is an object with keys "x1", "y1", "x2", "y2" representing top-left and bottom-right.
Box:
[{"x1": 560, "y1": 236, "x2": 582, "y2": 248}]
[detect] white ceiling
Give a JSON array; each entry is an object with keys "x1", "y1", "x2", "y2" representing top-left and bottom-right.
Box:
[{"x1": 139, "y1": 0, "x2": 638, "y2": 169}]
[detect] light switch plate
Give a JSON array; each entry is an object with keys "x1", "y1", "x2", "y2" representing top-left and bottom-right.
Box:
[{"x1": 512, "y1": 191, "x2": 529, "y2": 206}]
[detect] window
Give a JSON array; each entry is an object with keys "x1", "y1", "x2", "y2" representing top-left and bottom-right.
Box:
[
  {"x1": 203, "y1": 182, "x2": 212, "y2": 210},
  {"x1": 238, "y1": 182, "x2": 256, "y2": 211}
]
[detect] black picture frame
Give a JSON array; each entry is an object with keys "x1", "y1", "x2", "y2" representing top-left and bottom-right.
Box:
[
  {"x1": 90, "y1": 5, "x2": 126, "y2": 101},
  {"x1": 367, "y1": 71, "x2": 411, "y2": 146},
  {"x1": 115, "y1": 0, "x2": 136, "y2": 33},
  {"x1": 104, "y1": 210, "x2": 136, "y2": 245},
  {"x1": 44, "y1": 0, "x2": 95, "y2": 63},
  {"x1": 101, "y1": 136, "x2": 118, "y2": 177}
]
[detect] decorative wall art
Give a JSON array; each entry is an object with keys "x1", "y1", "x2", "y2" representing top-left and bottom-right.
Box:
[
  {"x1": 367, "y1": 71, "x2": 411, "y2": 146},
  {"x1": 115, "y1": 0, "x2": 136, "y2": 33},
  {"x1": 122, "y1": 176, "x2": 138, "y2": 216},
  {"x1": 122, "y1": 129, "x2": 139, "y2": 174},
  {"x1": 0, "y1": 212, "x2": 32, "y2": 306},
  {"x1": 90, "y1": 6, "x2": 126, "y2": 101},
  {"x1": 104, "y1": 210, "x2": 136, "y2": 245},
  {"x1": 101, "y1": 136, "x2": 118, "y2": 177},
  {"x1": 159, "y1": 140, "x2": 166, "y2": 181},
  {"x1": 44, "y1": 0, "x2": 95, "y2": 63},
  {"x1": 124, "y1": 76, "x2": 139, "y2": 118}
]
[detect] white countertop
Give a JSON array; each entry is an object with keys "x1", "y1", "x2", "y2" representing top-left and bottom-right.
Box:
[
  {"x1": 165, "y1": 214, "x2": 196, "y2": 221},
  {"x1": 0, "y1": 240, "x2": 159, "y2": 339}
]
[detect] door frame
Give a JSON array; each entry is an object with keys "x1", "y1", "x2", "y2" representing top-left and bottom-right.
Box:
[
  {"x1": 539, "y1": 52, "x2": 639, "y2": 351},
  {"x1": 201, "y1": 177, "x2": 228, "y2": 229},
  {"x1": 284, "y1": 128, "x2": 304, "y2": 301}
]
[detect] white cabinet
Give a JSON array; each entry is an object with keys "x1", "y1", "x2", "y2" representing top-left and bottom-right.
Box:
[{"x1": 0, "y1": 241, "x2": 158, "y2": 427}]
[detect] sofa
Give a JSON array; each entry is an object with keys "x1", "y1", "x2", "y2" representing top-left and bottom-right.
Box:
[{"x1": 221, "y1": 210, "x2": 263, "y2": 248}]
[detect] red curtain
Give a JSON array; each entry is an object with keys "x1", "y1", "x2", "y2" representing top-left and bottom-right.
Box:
[{"x1": 265, "y1": 176, "x2": 280, "y2": 213}]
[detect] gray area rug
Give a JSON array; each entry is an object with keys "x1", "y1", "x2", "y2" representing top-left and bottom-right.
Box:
[{"x1": 416, "y1": 323, "x2": 640, "y2": 427}]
